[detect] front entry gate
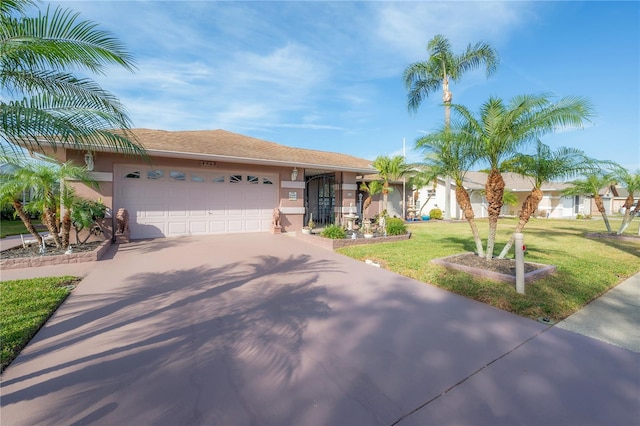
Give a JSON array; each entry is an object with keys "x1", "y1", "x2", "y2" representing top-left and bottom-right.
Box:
[{"x1": 305, "y1": 173, "x2": 340, "y2": 228}]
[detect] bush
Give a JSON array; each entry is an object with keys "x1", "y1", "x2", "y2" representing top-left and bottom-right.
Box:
[
  {"x1": 1, "y1": 205, "x2": 16, "y2": 221},
  {"x1": 321, "y1": 224, "x2": 346, "y2": 239},
  {"x1": 386, "y1": 217, "x2": 407, "y2": 236},
  {"x1": 429, "y1": 208, "x2": 443, "y2": 220}
]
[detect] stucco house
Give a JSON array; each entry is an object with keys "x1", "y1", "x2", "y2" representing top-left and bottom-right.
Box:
[
  {"x1": 49, "y1": 129, "x2": 375, "y2": 240},
  {"x1": 413, "y1": 171, "x2": 588, "y2": 220}
]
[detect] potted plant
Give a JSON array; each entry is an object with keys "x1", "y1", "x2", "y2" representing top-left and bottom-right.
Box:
[{"x1": 302, "y1": 214, "x2": 315, "y2": 234}]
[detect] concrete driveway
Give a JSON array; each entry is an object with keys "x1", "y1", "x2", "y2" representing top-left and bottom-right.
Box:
[{"x1": 1, "y1": 234, "x2": 638, "y2": 425}]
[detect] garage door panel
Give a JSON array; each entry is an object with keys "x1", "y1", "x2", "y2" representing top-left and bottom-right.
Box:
[
  {"x1": 168, "y1": 221, "x2": 188, "y2": 236},
  {"x1": 189, "y1": 221, "x2": 207, "y2": 234}
]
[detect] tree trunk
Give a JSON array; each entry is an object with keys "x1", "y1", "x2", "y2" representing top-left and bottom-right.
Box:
[
  {"x1": 617, "y1": 194, "x2": 634, "y2": 235},
  {"x1": 456, "y1": 185, "x2": 484, "y2": 257},
  {"x1": 11, "y1": 200, "x2": 43, "y2": 246},
  {"x1": 594, "y1": 194, "x2": 612, "y2": 233},
  {"x1": 42, "y1": 206, "x2": 62, "y2": 248},
  {"x1": 363, "y1": 195, "x2": 372, "y2": 219},
  {"x1": 61, "y1": 208, "x2": 72, "y2": 248},
  {"x1": 382, "y1": 183, "x2": 389, "y2": 213},
  {"x1": 498, "y1": 188, "x2": 543, "y2": 258},
  {"x1": 485, "y1": 169, "x2": 505, "y2": 260}
]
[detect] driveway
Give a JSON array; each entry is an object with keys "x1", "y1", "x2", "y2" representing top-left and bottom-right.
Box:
[{"x1": 1, "y1": 234, "x2": 638, "y2": 425}]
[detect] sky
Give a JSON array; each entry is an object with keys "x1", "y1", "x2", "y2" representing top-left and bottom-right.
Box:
[{"x1": 47, "y1": 1, "x2": 639, "y2": 171}]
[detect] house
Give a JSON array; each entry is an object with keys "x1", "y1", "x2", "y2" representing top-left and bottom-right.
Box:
[
  {"x1": 413, "y1": 171, "x2": 588, "y2": 220},
  {"x1": 45, "y1": 129, "x2": 375, "y2": 240}
]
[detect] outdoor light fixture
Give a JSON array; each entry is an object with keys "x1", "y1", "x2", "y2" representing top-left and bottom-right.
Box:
[
  {"x1": 291, "y1": 167, "x2": 298, "y2": 181},
  {"x1": 84, "y1": 152, "x2": 94, "y2": 171}
]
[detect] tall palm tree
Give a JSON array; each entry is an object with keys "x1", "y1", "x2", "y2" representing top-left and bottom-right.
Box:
[
  {"x1": 373, "y1": 155, "x2": 410, "y2": 215},
  {"x1": 1, "y1": 0, "x2": 144, "y2": 157},
  {"x1": 498, "y1": 142, "x2": 594, "y2": 258},
  {"x1": 416, "y1": 125, "x2": 484, "y2": 256},
  {"x1": 404, "y1": 34, "x2": 498, "y2": 219},
  {"x1": 563, "y1": 172, "x2": 616, "y2": 233},
  {"x1": 452, "y1": 94, "x2": 594, "y2": 259},
  {"x1": 359, "y1": 180, "x2": 383, "y2": 219},
  {"x1": 613, "y1": 168, "x2": 640, "y2": 235}
]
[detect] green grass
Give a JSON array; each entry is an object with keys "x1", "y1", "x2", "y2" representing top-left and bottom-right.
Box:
[
  {"x1": 0, "y1": 219, "x2": 44, "y2": 238},
  {"x1": 1, "y1": 276, "x2": 79, "y2": 371},
  {"x1": 337, "y1": 217, "x2": 640, "y2": 322}
]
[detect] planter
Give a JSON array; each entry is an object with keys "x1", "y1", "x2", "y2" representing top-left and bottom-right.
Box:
[
  {"x1": 301, "y1": 228, "x2": 312, "y2": 235},
  {"x1": 364, "y1": 233, "x2": 374, "y2": 239},
  {"x1": 421, "y1": 215, "x2": 430, "y2": 221}
]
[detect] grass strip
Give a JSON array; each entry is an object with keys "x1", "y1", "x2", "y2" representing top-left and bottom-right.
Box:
[{"x1": 1, "y1": 276, "x2": 79, "y2": 371}]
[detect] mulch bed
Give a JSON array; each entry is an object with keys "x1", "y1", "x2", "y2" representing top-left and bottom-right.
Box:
[
  {"x1": 1, "y1": 240, "x2": 103, "y2": 259},
  {"x1": 443, "y1": 252, "x2": 545, "y2": 277}
]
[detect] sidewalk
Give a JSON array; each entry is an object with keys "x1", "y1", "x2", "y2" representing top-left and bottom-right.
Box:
[{"x1": 557, "y1": 272, "x2": 640, "y2": 352}]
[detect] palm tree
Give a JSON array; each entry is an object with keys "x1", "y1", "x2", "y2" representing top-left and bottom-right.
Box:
[
  {"x1": 404, "y1": 34, "x2": 498, "y2": 220},
  {"x1": 359, "y1": 180, "x2": 383, "y2": 219},
  {"x1": 17, "y1": 158, "x2": 97, "y2": 248},
  {"x1": 372, "y1": 155, "x2": 410, "y2": 215},
  {"x1": 497, "y1": 142, "x2": 595, "y2": 258},
  {"x1": 563, "y1": 172, "x2": 616, "y2": 233},
  {"x1": 416, "y1": 126, "x2": 484, "y2": 256},
  {"x1": 1, "y1": 0, "x2": 144, "y2": 157},
  {"x1": 613, "y1": 168, "x2": 640, "y2": 235},
  {"x1": 0, "y1": 158, "x2": 43, "y2": 245},
  {"x1": 452, "y1": 94, "x2": 594, "y2": 259}
]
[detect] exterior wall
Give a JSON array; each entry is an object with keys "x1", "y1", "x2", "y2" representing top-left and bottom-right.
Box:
[
  {"x1": 62, "y1": 149, "x2": 304, "y2": 233},
  {"x1": 415, "y1": 180, "x2": 462, "y2": 219}
]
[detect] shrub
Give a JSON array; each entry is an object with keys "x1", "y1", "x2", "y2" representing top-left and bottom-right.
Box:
[
  {"x1": 1, "y1": 205, "x2": 16, "y2": 221},
  {"x1": 321, "y1": 224, "x2": 346, "y2": 239},
  {"x1": 429, "y1": 208, "x2": 443, "y2": 220},
  {"x1": 386, "y1": 218, "x2": 407, "y2": 236}
]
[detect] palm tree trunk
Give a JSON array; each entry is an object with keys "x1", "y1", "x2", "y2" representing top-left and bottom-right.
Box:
[
  {"x1": 594, "y1": 195, "x2": 612, "y2": 233},
  {"x1": 617, "y1": 195, "x2": 634, "y2": 235},
  {"x1": 485, "y1": 169, "x2": 505, "y2": 260},
  {"x1": 498, "y1": 188, "x2": 543, "y2": 258},
  {"x1": 11, "y1": 200, "x2": 43, "y2": 246},
  {"x1": 43, "y1": 206, "x2": 62, "y2": 248},
  {"x1": 382, "y1": 184, "x2": 389, "y2": 213},
  {"x1": 61, "y1": 208, "x2": 72, "y2": 248},
  {"x1": 456, "y1": 185, "x2": 484, "y2": 257}
]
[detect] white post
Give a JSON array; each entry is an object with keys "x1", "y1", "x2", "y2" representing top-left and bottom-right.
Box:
[
  {"x1": 402, "y1": 137, "x2": 406, "y2": 220},
  {"x1": 515, "y1": 232, "x2": 525, "y2": 294}
]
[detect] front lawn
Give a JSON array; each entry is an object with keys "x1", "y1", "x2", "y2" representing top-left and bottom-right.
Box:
[
  {"x1": 0, "y1": 219, "x2": 44, "y2": 238},
  {"x1": 337, "y1": 218, "x2": 639, "y2": 322},
  {"x1": 1, "y1": 276, "x2": 79, "y2": 371}
]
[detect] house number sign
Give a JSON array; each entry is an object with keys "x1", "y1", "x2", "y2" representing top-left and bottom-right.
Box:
[{"x1": 289, "y1": 191, "x2": 297, "y2": 201}]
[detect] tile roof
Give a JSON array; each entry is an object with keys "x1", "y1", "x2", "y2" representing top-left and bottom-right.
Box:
[{"x1": 126, "y1": 129, "x2": 375, "y2": 173}]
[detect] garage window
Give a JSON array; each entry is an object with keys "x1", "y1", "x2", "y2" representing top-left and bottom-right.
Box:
[
  {"x1": 213, "y1": 175, "x2": 225, "y2": 183},
  {"x1": 248, "y1": 175, "x2": 259, "y2": 184},
  {"x1": 124, "y1": 171, "x2": 140, "y2": 179},
  {"x1": 148, "y1": 170, "x2": 164, "y2": 180},
  {"x1": 263, "y1": 177, "x2": 273, "y2": 185},
  {"x1": 191, "y1": 173, "x2": 205, "y2": 182},
  {"x1": 230, "y1": 175, "x2": 242, "y2": 183},
  {"x1": 170, "y1": 171, "x2": 185, "y2": 181}
]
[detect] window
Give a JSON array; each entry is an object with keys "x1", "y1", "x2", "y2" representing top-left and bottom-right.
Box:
[
  {"x1": 230, "y1": 175, "x2": 243, "y2": 183},
  {"x1": 191, "y1": 173, "x2": 205, "y2": 182},
  {"x1": 248, "y1": 175, "x2": 259, "y2": 184},
  {"x1": 170, "y1": 171, "x2": 186, "y2": 181},
  {"x1": 426, "y1": 189, "x2": 436, "y2": 197},
  {"x1": 124, "y1": 171, "x2": 140, "y2": 179},
  {"x1": 212, "y1": 175, "x2": 225, "y2": 183},
  {"x1": 147, "y1": 170, "x2": 164, "y2": 180},
  {"x1": 263, "y1": 177, "x2": 273, "y2": 185}
]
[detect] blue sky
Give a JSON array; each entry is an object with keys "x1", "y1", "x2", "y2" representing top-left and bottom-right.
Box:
[{"x1": 51, "y1": 1, "x2": 639, "y2": 171}]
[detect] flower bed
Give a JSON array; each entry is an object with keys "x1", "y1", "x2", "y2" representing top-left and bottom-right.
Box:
[
  {"x1": 296, "y1": 231, "x2": 411, "y2": 250},
  {"x1": 0, "y1": 239, "x2": 112, "y2": 270}
]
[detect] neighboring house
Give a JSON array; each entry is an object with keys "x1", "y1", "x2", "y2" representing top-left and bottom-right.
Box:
[
  {"x1": 44, "y1": 129, "x2": 375, "y2": 239},
  {"x1": 414, "y1": 171, "x2": 588, "y2": 220},
  {"x1": 594, "y1": 185, "x2": 629, "y2": 215}
]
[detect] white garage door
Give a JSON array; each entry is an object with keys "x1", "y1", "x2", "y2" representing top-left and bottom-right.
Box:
[{"x1": 116, "y1": 165, "x2": 278, "y2": 239}]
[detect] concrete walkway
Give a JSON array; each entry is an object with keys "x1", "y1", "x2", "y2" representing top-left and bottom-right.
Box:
[{"x1": 1, "y1": 234, "x2": 638, "y2": 425}]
